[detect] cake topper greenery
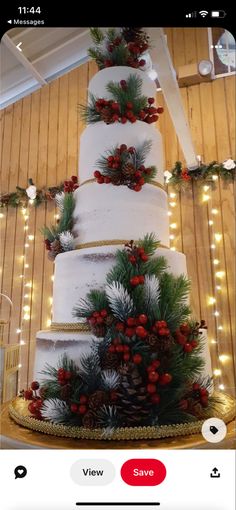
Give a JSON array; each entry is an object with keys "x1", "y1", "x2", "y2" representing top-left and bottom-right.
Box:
[
  {"x1": 80, "y1": 74, "x2": 163, "y2": 125},
  {"x1": 93, "y1": 141, "x2": 157, "y2": 191},
  {"x1": 23, "y1": 235, "x2": 219, "y2": 432},
  {"x1": 88, "y1": 27, "x2": 150, "y2": 70}
]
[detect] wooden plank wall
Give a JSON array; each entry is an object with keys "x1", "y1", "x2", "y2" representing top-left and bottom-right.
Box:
[{"x1": 0, "y1": 28, "x2": 235, "y2": 395}]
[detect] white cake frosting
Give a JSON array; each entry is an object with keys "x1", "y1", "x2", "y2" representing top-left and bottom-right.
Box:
[
  {"x1": 88, "y1": 66, "x2": 156, "y2": 101},
  {"x1": 79, "y1": 121, "x2": 164, "y2": 185},
  {"x1": 33, "y1": 63, "x2": 213, "y2": 385},
  {"x1": 34, "y1": 332, "x2": 91, "y2": 381},
  {"x1": 52, "y1": 245, "x2": 187, "y2": 324},
  {"x1": 73, "y1": 183, "x2": 169, "y2": 247}
]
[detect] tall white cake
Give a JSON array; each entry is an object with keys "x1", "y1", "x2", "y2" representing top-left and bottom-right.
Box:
[{"x1": 34, "y1": 66, "x2": 212, "y2": 383}]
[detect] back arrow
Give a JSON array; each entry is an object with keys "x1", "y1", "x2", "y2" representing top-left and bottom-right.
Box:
[{"x1": 16, "y1": 42, "x2": 22, "y2": 52}]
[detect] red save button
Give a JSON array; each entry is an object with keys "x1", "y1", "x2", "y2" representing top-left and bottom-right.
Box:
[{"x1": 121, "y1": 459, "x2": 166, "y2": 486}]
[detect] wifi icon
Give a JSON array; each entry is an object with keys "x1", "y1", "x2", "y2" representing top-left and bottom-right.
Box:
[{"x1": 199, "y1": 10, "x2": 208, "y2": 17}]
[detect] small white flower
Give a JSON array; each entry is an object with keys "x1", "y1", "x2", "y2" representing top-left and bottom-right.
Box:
[
  {"x1": 164, "y1": 170, "x2": 172, "y2": 183},
  {"x1": 26, "y1": 184, "x2": 37, "y2": 199},
  {"x1": 223, "y1": 158, "x2": 236, "y2": 170}
]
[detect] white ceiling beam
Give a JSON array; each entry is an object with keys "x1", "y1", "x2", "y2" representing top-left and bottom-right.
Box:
[
  {"x1": 2, "y1": 33, "x2": 47, "y2": 86},
  {"x1": 147, "y1": 28, "x2": 198, "y2": 168},
  {"x1": 32, "y1": 29, "x2": 90, "y2": 65}
]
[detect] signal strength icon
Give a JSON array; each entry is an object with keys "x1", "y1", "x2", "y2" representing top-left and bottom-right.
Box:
[
  {"x1": 186, "y1": 11, "x2": 197, "y2": 18},
  {"x1": 199, "y1": 10, "x2": 208, "y2": 17}
]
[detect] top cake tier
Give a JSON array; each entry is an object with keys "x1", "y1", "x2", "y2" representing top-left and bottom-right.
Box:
[{"x1": 88, "y1": 66, "x2": 156, "y2": 102}]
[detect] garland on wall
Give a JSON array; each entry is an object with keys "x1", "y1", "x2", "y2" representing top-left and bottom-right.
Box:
[
  {"x1": 1, "y1": 159, "x2": 235, "y2": 211},
  {"x1": 166, "y1": 159, "x2": 236, "y2": 186}
]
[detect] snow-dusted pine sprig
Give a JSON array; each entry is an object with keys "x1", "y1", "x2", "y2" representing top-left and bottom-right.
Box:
[
  {"x1": 55, "y1": 192, "x2": 65, "y2": 212},
  {"x1": 59, "y1": 231, "x2": 75, "y2": 251},
  {"x1": 143, "y1": 274, "x2": 160, "y2": 317},
  {"x1": 105, "y1": 281, "x2": 135, "y2": 321},
  {"x1": 97, "y1": 405, "x2": 119, "y2": 430},
  {"x1": 101, "y1": 370, "x2": 120, "y2": 390},
  {"x1": 41, "y1": 398, "x2": 71, "y2": 423}
]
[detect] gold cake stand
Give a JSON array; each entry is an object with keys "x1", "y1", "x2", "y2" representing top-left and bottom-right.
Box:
[{"x1": 1, "y1": 392, "x2": 235, "y2": 449}]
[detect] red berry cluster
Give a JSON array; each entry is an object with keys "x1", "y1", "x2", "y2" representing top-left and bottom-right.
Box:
[
  {"x1": 146, "y1": 360, "x2": 172, "y2": 402},
  {"x1": 174, "y1": 323, "x2": 198, "y2": 353},
  {"x1": 108, "y1": 337, "x2": 132, "y2": 363},
  {"x1": 88, "y1": 309, "x2": 108, "y2": 327},
  {"x1": 94, "y1": 87, "x2": 163, "y2": 125},
  {"x1": 102, "y1": 39, "x2": 149, "y2": 69},
  {"x1": 70, "y1": 395, "x2": 88, "y2": 415},
  {"x1": 141, "y1": 97, "x2": 164, "y2": 124},
  {"x1": 181, "y1": 168, "x2": 191, "y2": 182},
  {"x1": 25, "y1": 381, "x2": 43, "y2": 419},
  {"x1": 130, "y1": 275, "x2": 145, "y2": 287},
  {"x1": 192, "y1": 383, "x2": 209, "y2": 408},
  {"x1": 64, "y1": 175, "x2": 79, "y2": 192},
  {"x1": 126, "y1": 241, "x2": 149, "y2": 265},
  {"x1": 57, "y1": 368, "x2": 73, "y2": 386},
  {"x1": 93, "y1": 144, "x2": 153, "y2": 191},
  {"x1": 152, "y1": 320, "x2": 170, "y2": 337},
  {"x1": 180, "y1": 383, "x2": 209, "y2": 411}
]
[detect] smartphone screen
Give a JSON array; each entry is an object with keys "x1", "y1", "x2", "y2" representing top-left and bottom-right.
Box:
[{"x1": 0, "y1": 5, "x2": 235, "y2": 510}]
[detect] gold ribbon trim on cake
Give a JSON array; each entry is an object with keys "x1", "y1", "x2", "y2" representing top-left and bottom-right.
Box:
[
  {"x1": 75, "y1": 240, "x2": 169, "y2": 250},
  {"x1": 8, "y1": 392, "x2": 236, "y2": 441},
  {"x1": 79, "y1": 178, "x2": 166, "y2": 191},
  {"x1": 50, "y1": 322, "x2": 90, "y2": 332}
]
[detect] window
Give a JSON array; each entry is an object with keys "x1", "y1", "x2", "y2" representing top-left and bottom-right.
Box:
[{"x1": 210, "y1": 28, "x2": 236, "y2": 77}]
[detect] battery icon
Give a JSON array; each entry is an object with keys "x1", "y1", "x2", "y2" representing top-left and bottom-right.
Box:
[{"x1": 211, "y1": 10, "x2": 227, "y2": 18}]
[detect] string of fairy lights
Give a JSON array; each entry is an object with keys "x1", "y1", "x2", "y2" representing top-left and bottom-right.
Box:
[{"x1": 167, "y1": 172, "x2": 231, "y2": 391}]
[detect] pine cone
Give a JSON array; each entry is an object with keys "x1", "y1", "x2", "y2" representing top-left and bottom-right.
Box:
[
  {"x1": 146, "y1": 334, "x2": 159, "y2": 350},
  {"x1": 51, "y1": 239, "x2": 62, "y2": 255},
  {"x1": 116, "y1": 366, "x2": 152, "y2": 426},
  {"x1": 105, "y1": 315, "x2": 115, "y2": 327},
  {"x1": 158, "y1": 336, "x2": 174, "y2": 352},
  {"x1": 123, "y1": 162, "x2": 136, "y2": 177},
  {"x1": 101, "y1": 352, "x2": 121, "y2": 370},
  {"x1": 83, "y1": 410, "x2": 96, "y2": 429},
  {"x1": 100, "y1": 107, "x2": 113, "y2": 124},
  {"x1": 88, "y1": 390, "x2": 109, "y2": 411},
  {"x1": 60, "y1": 384, "x2": 72, "y2": 400}
]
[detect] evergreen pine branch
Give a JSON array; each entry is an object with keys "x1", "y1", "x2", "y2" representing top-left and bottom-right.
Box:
[
  {"x1": 106, "y1": 28, "x2": 117, "y2": 42},
  {"x1": 143, "y1": 274, "x2": 160, "y2": 318},
  {"x1": 142, "y1": 256, "x2": 168, "y2": 278},
  {"x1": 137, "y1": 233, "x2": 160, "y2": 256},
  {"x1": 105, "y1": 281, "x2": 135, "y2": 320},
  {"x1": 134, "y1": 140, "x2": 152, "y2": 168},
  {"x1": 79, "y1": 352, "x2": 101, "y2": 391},
  {"x1": 58, "y1": 192, "x2": 75, "y2": 232},
  {"x1": 111, "y1": 44, "x2": 129, "y2": 65},
  {"x1": 91, "y1": 332, "x2": 112, "y2": 361},
  {"x1": 79, "y1": 93, "x2": 101, "y2": 124},
  {"x1": 87, "y1": 47, "x2": 104, "y2": 64},
  {"x1": 90, "y1": 27, "x2": 104, "y2": 44},
  {"x1": 156, "y1": 273, "x2": 191, "y2": 330},
  {"x1": 73, "y1": 289, "x2": 108, "y2": 319}
]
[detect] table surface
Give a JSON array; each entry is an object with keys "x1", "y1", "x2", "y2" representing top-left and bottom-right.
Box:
[{"x1": 1, "y1": 402, "x2": 235, "y2": 449}]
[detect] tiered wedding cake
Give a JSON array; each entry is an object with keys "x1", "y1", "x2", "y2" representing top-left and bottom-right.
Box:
[{"x1": 34, "y1": 66, "x2": 212, "y2": 384}]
